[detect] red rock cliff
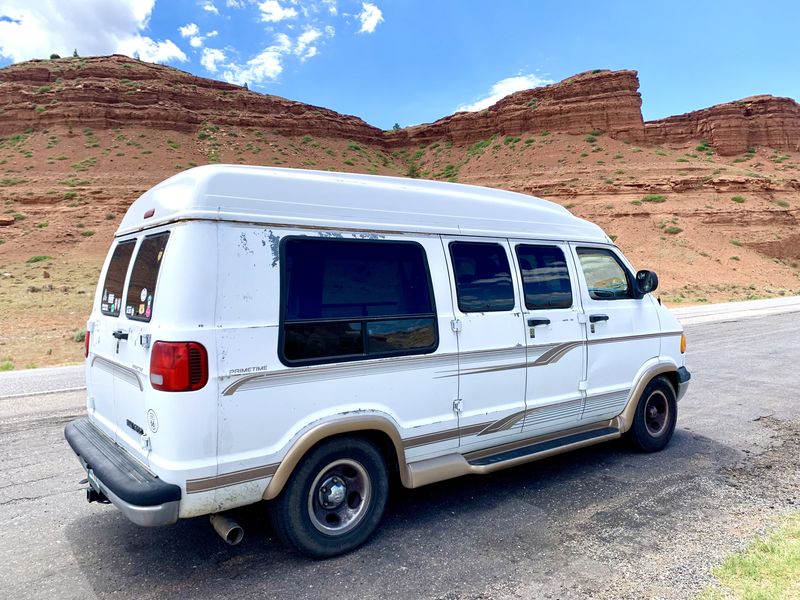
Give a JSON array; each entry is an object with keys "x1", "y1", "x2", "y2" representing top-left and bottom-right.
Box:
[
  {"x1": 390, "y1": 69, "x2": 647, "y2": 147},
  {"x1": 0, "y1": 54, "x2": 383, "y2": 141},
  {"x1": 645, "y1": 95, "x2": 800, "y2": 155}
]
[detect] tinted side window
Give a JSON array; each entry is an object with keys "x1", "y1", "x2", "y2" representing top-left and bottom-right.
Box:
[
  {"x1": 100, "y1": 241, "x2": 135, "y2": 317},
  {"x1": 450, "y1": 242, "x2": 514, "y2": 312},
  {"x1": 125, "y1": 232, "x2": 170, "y2": 321},
  {"x1": 516, "y1": 245, "x2": 573, "y2": 309},
  {"x1": 282, "y1": 238, "x2": 437, "y2": 364},
  {"x1": 576, "y1": 248, "x2": 632, "y2": 300}
]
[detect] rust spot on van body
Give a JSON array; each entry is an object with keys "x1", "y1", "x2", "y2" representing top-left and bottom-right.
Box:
[{"x1": 267, "y1": 230, "x2": 280, "y2": 267}]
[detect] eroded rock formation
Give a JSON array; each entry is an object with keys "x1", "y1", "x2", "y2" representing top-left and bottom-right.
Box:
[{"x1": 645, "y1": 95, "x2": 800, "y2": 156}]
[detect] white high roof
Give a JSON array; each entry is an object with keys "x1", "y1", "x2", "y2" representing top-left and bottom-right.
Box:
[{"x1": 117, "y1": 165, "x2": 609, "y2": 243}]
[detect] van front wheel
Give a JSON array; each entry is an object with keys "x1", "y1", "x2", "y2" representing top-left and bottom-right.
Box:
[
  {"x1": 626, "y1": 377, "x2": 677, "y2": 452},
  {"x1": 269, "y1": 437, "x2": 388, "y2": 558}
]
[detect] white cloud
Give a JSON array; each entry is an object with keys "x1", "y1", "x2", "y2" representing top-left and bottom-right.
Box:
[
  {"x1": 221, "y1": 33, "x2": 292, "y2": 85},
  {"x1": 258, "y1": 0, "x2": 297, "y2": 22},
  {"x1": 456, "y1": 74, "x2": 554, "y2": 112},
  {"x1": 202, "y1": 1, "x2": 219, "y2": 14},
  {"x1": 322, "y1": 0, "x2": 337, "y2": 15},
  {"x1": 201, "y1": 47, "x2": 225, "y2": 72},
  {"x1": 120, "y1": 37, "x2": 187, "y2": 63},
  {"x1": 186, "y1": 27, "x2": 217, "y2": 48},
  {"x1": 356, "y1": 2, "x2": 383, "y2": 33},
  {"x1": 295, "y1": 27, "x2": 322, "y2": 60},
  {"x1": 0, "y1": 0, "x2": 186, "y2": 64},
  {"x1": 226, "y1": 0, "x2": 245, "y2": 7},
  {"x1": 179, "y1": 23, "x2": 199, "y2": 38}
]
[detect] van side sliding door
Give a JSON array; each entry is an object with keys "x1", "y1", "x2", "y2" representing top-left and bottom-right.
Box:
[
  {"x1": 510, "y1": 241, "x2": 588, "y2": 435},
  {"x1": 441, "y1": 237, "x2": 528, "y2": 452}
]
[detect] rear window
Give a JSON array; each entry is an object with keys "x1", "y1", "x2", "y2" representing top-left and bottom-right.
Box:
[
  {"x1": 125, "y1": 232, "x2": 170, "y2": 322},
  {"x1": 281, "y1": 238, "x2": 437, "y2": 364},
  {"x1": 515, "y1": 245, "x2": 573, "y2": 310},
  {"x1": 450, "y1": 242, "x2": 515, "y2": 312},
  {"x1": 100, "y1": 240, "x2": 135, "y2": 317}
]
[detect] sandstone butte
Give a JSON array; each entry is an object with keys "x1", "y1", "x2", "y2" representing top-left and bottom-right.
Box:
[{"x1": 0, "y1": 54, "x2": 799, "y2": 368}]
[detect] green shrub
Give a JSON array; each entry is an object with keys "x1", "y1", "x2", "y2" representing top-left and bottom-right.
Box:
[
  {"x1": 26, "y1": 255, "x2": 52, "y2": 263},
  {"x1": 731, "y1": 196, "x2": 746, "y2": 203},
  {"x1": 641, "y1": 194, "x2": 667, "y2": 203},
  {"x1": 467, "y1": 136, "x2": 495, "y2": 157},
  {"x1": 663, "y1": 226, "x2": 683, "y2": 235},
  {"x1": 80, "y1": 230, "x2": 95, "y2": 237}
]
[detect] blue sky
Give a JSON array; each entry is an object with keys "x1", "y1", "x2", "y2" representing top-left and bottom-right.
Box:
[{"x1": 1, "y1": 1, "x2": 798, "y2": 129}]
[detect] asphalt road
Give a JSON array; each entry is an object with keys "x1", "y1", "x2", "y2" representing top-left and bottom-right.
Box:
[{"x1": 1, "y1": 312, "x2": 799, "y2": 599}]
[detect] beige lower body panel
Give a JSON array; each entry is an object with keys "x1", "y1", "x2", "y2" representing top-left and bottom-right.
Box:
[{"x1": 405, "y1": 419, "x2": 621, "y2": 489}]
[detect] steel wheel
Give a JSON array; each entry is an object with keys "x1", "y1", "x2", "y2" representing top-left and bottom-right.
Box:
[
  {"x1": 626, "y1": 377, "x2": 678, "y2": 453},
  {"x1": 307, "y1": 458, "x2": 372, "y2": 535},
  {"x1": 643, "y1": 390, "x2": 669, "y2": 436}
]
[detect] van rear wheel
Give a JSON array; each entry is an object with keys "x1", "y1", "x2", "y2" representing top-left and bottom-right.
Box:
[
  {"x1": 626, "y1": 377, "x2": 677, "y2": 452},
  {"x1": 269, "y1": 437, "x2": 388, "y2": 558}
]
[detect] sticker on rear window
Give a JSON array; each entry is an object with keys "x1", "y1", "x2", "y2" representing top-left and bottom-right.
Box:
[
  {"x1": 100, "y1": 241, "x2": 135, "y2": 318},
  {"x1": 125, "y1": 232, "x2": 170, "y2": 323}
]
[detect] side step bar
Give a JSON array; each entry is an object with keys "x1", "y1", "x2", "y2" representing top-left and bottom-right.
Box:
[
  {"x1": 405, "y1": 420, "x2": 622, "y2": 489},
  {"x1": 468, "y1": 426, "x2": 619, "y2": 466}
]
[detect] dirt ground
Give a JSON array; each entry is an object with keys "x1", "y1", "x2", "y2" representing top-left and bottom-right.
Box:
[{"x1": 1, "y1": 125, "x2": 799, "y2": 368}]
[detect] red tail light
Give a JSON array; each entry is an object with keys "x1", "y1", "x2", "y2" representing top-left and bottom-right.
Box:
[
  {"x1": 149, "y1": 341, "x2": 208, "y2": 392},
  {"x1": 84, "y1": 330, "x2": 90, "y2": 358}
]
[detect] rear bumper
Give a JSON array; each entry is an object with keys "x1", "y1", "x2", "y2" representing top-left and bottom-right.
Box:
[
  {"x1": 676, "y1": 366, "x2": 691, "y2": 402},
  {"x1": 65, "y1": 417, "x2": 181, "y2": 527}
]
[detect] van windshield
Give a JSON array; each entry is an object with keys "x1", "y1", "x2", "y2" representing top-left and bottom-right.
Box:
[
  {"x1": 125, "y1": 232, "x2": 170, "y2": 322},
  {"x1": 100, "y1": 240, "x2": 136, "y2": 317}
]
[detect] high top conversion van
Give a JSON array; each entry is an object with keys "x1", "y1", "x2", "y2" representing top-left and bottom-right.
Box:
[{"x1": 66, "y1": 165, "x2": 690, "y2": 558}]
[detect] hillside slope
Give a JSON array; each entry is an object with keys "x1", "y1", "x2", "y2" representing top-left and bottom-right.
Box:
[{"x1": 0, "y1": 55, "x2": 799, "y2": 368}]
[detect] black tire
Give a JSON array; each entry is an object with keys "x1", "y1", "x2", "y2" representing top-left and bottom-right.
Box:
[
  {"x1": 268, "y1": 437, "x2": 388, "y2": 559},
  {"x1": 626, "y1": 377, "x2": 677, "y2": 452}
]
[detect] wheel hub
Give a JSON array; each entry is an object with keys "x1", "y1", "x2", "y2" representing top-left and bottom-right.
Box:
[
  {"x1": 318, "y1": 476, "x2": 347, "y2": 509},
  {"x1": 308, "y1": 458, "x2": 372, "y2": 535}
]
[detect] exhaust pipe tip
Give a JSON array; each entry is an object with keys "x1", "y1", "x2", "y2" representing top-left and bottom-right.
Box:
[{"x1": 210, "y1": 513, "x2": 244, "y2": 546}]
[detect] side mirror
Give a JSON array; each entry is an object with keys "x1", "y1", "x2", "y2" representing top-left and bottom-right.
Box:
[{"x1": 635, "y1": 270, "x2": 659, "y2": 298}]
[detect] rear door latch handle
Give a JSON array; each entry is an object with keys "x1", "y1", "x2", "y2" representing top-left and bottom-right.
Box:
[
  {"x1": 589, "y1": 314, "x2": 609, "y2": 323},
  {"x1": 113, "y1": 330, "x2": 129, "y2": 353},
  {"x1": 527, "y1": 318, "x2": 551, "y2": 327}
]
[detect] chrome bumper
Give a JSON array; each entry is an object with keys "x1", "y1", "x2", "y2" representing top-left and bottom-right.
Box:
[{"x1": 65, "y1": 417, "x2": 181, "y2": 527}]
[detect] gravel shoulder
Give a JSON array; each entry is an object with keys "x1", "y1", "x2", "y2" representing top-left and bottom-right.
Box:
[{"x1": 1, "y1": 313, "x2": 799, "y2": 599}]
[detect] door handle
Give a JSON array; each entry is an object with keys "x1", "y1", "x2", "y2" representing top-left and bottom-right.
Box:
[
  {"x1": 527, "y1": 318, "x2": 551, "y2": 327},
  {"x1": 112, "y1": 330, "x2": 129, "y2": 340},
  {"x1": 589, "y1": 314, "x2": 609, "y2": 323}
]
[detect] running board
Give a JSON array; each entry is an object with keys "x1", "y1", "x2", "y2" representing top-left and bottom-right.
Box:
[
  {"x1": 404, "y1": 420, "x2": 622, "y2": 489},
  {"x1": 467, "y1": 426, "x2": 619, "y2": 466}
]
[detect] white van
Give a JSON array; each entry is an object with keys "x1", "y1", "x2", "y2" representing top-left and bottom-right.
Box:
[{"x1": 66, "y1": 165, "x2": 690, "y2": 558}]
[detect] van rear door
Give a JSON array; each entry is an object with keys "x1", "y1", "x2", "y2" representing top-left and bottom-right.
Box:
[
  {"x1": 87, "y1": 232, "x2": 170, "y2": 465},
  {"x1": 88, "y1": 239, "x2": 137, "y2": 442},
  {"x1": 111, "y1": 232, "x2": 170, "y2": 462}
]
